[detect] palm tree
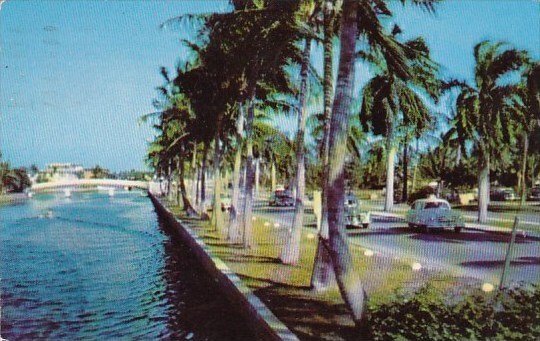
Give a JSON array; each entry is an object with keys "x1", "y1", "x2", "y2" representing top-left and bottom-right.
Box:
[
  {"x1": 322, "y1": 0, "x2": 439, "y2": 324},
  {"x1": 360, "y1": 36, "x2": 439, "y2": 211},
  {"x1": 280, "y1": 37, "x2": 313, "y2": 265},
  {"x1": 450, "y1": 41, "x2": 528, "y2": 222},
  {"x1": 511, "y1": 62, "x2": 539, "y2": 203}
]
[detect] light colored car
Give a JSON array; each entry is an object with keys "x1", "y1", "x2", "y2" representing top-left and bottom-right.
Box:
[
  {"x1": 345, "y1": 194, "x2": 371, "y2": 229},
  {"x1": 406, "y1": 197, "x2": 464, "y2": 233}
]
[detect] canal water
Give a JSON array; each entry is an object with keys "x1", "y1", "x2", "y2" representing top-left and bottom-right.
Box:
[{"x1": 1, "y1": 191, "x2": 253, "y2": 340}]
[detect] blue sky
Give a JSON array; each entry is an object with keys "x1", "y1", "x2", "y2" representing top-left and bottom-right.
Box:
[{"x1": 1, "y1": 0, "x2": 538, "y2": 171}]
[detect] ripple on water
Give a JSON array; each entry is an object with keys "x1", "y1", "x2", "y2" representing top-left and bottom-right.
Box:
[{"x1": 1, "y1": 192, "x2": 255, "y2": 340}]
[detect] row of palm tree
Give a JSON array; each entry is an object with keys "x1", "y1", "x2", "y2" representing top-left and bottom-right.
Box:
[{"x1": 145, "y1": 0, "x2": 538, "y2": 325}]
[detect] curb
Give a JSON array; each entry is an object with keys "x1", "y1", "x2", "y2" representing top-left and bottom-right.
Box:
[{"x1": 149, "y1": 193, "x2": 299, "y2": 341}]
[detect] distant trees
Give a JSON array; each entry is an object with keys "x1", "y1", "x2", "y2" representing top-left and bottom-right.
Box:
[
  {"x1": 0, "y1": 162, "x2": 31, "y2": 194},
  {"x1": 90, "y1": 165, "x2": 108, "y2": 179},
  {"x1": 145, "y1": 0, "x2": 539, "y2": 327}
]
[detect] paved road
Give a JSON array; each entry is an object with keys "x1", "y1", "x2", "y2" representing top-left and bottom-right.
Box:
[
  {"x1": 253, "y1": 200, "x2": 540, "y2": 285},
  {"x1": 362, "y1": 200, "x2": 540, "y2": 230}
]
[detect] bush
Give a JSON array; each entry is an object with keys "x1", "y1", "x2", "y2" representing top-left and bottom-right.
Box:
[
  {"x1": 366, "y1": 284, "x2": 540, "y2": 340},
  {"x1": 407, "y1": 186, "x2": 436, "y2": 205}
]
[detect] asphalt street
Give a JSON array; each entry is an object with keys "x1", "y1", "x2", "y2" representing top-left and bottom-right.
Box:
[{"x1": 252, "y1": 199, "x2": 540, "y2": 285}]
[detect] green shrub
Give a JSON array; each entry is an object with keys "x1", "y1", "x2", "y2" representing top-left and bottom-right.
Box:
[
  {"x1": 366, "y1": 284, "x2": 540, "y2": 340},
  {"x1": 407, "y1": 186, "x2": 436, "y2": 205}
]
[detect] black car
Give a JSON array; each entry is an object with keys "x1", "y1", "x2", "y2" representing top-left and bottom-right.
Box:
[
  {"x1": 490, "y1": 188, "x2": 517, "y2": 201},
  {"x1": 530, "y1": 187, "x2": 540, "y2": 201},
  {"x1": 269, "y1": 190, "x2": 295, "y2": 207}
]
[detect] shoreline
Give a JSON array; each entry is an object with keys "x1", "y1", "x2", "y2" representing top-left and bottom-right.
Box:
[{"x1": 148, "y1": 192, "x2": 299, "y2": 341}]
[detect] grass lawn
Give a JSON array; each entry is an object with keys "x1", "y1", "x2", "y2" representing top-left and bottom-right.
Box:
[{"x1": 167, "y1": 202, "x2": 479, "y2": 340}]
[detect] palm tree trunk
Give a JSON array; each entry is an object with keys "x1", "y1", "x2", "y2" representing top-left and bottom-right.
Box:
[
  {"x1": 281, "y1": 39, "x2": 312, "y2": 265},
  {"x1": 177, "y1": 157, "x2": 197, "y2": 215},
  {"x1": 242, "y1": 97, "x2": 257, "y2": 248},
  {"x1": 211, "y1": 116, "x2": 224, "y2": 233},
  {"x1": 325, "y1": 0, "x2": 365, "y2": 325},
  {"x1": 384, "y1": 123, "x2": 396, "y2": 212},
  {"x1": 312, "y1": 0, "x2": 337, "y2": 290},
  {"x1": 201, "y1": 143, "x2": 209, "y2": 216},
  {"x1": 402, "y1": 139, "x2": 409, "y2": 203},
  {"x1": 478, "y1": 145, "x2": 490, "y2": 223},
  {"x1": 520, "y1": 132, "x2": 529, "y2": 205},
  {"x1": 411, "y1": 143, "x2": 419, "y2": 195},
  {"x1": 255, "y1": 157, "x2": 260, "y2": 198},
  {"x1": 229, "y1": 105, "x2": 245, "y2": 243},
  {"x1": 167, "y1": 160, "x2": 172, "y2": 199},
  {"x1": 240, "y1": 57, "x2": 261, "y2": 248},
  {"x1": 191, "y1": 143, "x2": 198, "y2": 203},
  {"x1": 271, "y1": 161, "x2": 276, "y2": 192}
]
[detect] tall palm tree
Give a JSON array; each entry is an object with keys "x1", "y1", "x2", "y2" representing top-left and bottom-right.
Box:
[
  {"x1": 450, "y1": 41, "x2": 528, "y2": 222},
  {"x1": 360, "y1": 36, "x2": 439, "y2": 211},
  {"x1": 280, "y1": 37, "x2": 313, "y2": 265},
  {"x1": 511, "y1": 62, "x2": 539, "y2": 203},
  {"x1": 323, "y1": 0, "x2": 439, "y2": 324}
]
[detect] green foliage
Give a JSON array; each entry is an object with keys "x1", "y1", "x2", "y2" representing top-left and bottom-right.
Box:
[
  {"x1": 0, "y1": 162, "x2": 31, "y2": 193},
  {"x1": 366, "y1": 284, "x2": 540, "y2": 341},
  {"x1": 407, "y1": 185, "x2": 435, "y2": 205}
]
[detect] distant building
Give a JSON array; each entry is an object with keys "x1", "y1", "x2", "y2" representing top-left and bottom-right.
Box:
[{"x1": 41, "y1": 163, "x2": 84, "y2": 181}]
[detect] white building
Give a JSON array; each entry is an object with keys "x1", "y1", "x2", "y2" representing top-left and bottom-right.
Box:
[{"x1": 43, "y1": 163, "x2": 84, "y2": 181}]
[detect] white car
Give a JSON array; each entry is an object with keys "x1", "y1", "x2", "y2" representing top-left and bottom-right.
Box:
[
  {"x1": 406, "y1": 197, "x2": 465, "y2": 233},
  {"x1": 345, "y1": 194, "x2": 371, "y2": 229}
]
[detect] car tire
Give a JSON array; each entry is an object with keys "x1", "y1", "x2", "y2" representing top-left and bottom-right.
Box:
[
  {"x1": 362, "y1": 223, "x2": 369, "y2": 229},
  {"x1": 454, "y1": 226, "x2": 463, "y2": 233}
]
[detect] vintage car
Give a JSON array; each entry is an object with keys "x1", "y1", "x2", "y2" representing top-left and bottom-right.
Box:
[
  {"x1": 269, "y1": 190, "x2": 295, "y2": 207},
  {"x1": 220, "y1": 193, "x2": 232, "y2": 212},
  {"x1": 344, "y1": 194, "x2": 371, "y2": 229},
  {"x1": 529, "y1": 187, "x2": 540, "y2": 201},
  {"x1": 406, "y1": 197, "x2": 464, "y2": 233},
  {"x1": 490, "y1": 187, "x2": 517, "y2": 201}
]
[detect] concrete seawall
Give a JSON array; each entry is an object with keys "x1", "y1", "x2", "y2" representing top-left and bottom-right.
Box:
[{"x1": 148, "y1": 193, "x2": 298, "y2": 341}]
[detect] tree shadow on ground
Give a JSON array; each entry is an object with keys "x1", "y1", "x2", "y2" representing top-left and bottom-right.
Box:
[
  {"x1": 213, "y1": 253, "x2": 282, "y2": 264},
  {"x1": 347, "y1": 227, "x2": 413, "y2": 237},
  {"x1": 205, "y1": 241, "x2": 245, "y2": 249},
  {"x1": 237, "y1": 273, "x2": 363, "y2": 340},
  {"x1": 460, "y1": 256, "x2": 540, "y2": 269},
  {"x1": 454, "y1": 203, "x2": 540, "y2": 213},
  {"x1": 410, "y1": 231, "x2": 534, "y2": 244}
]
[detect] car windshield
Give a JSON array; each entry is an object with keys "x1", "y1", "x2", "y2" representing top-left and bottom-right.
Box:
[{"x1": 424, "y1": 202, "x2": 450, "y2": 210}]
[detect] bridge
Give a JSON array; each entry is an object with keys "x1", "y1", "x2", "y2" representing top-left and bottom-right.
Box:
[{"x1": 31, "y1": 179, "x2": 149, "y2": 192}]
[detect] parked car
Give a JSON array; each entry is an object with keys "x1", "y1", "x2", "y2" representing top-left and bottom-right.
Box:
[
  {"x1": 220, "y1": 193, "x2": 232, "y2": 212},
  {"x1": 529, "y1": 187, "x2": 540, "y2": 201},
  {"x1": 269, "y1": 190, "x2": 294, "y2": 207},
  {"x1": 406, "y1": 197, "x2": 464, "y2": 233},
  {"x1": 490, "y1": 187, "x2": 517, "y2": 201},
  {"x1": 345, "y1": 194, "x2": 371, "y2": 229}
]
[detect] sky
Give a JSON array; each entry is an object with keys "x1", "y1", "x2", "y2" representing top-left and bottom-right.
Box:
[{"x1": 1, "y1": 0, "x2": 538, "y2": 172}]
